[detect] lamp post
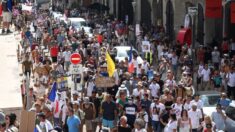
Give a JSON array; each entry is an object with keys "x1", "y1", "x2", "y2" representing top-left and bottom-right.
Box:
[
  {"x1": 132, "y1": 1, "x2": 136, "y2": 25},
  {"x1": 188, "y1": 6, "x2": 198, "y2": 90},
  {"x1": 188, "y1": 7, "x2": 198, "y2": 49},
  {"x1": 132, "y1": 1, "x2": 137, "y2": 48}
]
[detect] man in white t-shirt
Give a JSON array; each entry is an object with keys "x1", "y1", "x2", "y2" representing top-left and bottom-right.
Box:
[
  {"x1": 226, "y1": 66, "x2": 235, "y2": 99},
  {"x1": 190, "y1": 94, "x2": 204, "y2": 110},
  {"x1": 63, "y1": 48, "x2": 71, "y2": 72},
  {"x1": 188, "y1": 104, "x2": 203, "y2": 132},
  {"x1": 150, "y1": 97, "x2": 165, "y2": 132},
  {"x1": 200, "y1": 64, "x2": 211, "y2": 90},
  {"x1": 141, "y1": 60, "x2": 149, "y2": 74},
  {"x1": 149, "y1": 79, "x2": 160, "y2": 98}
]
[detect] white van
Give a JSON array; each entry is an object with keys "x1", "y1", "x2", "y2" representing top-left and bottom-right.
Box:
[
  {"x1": 68, "y1": 18, "x2": 93, "y2": 37},
  {"x1": 68, "y1": 18, "x2": 87, "y2": 29}
]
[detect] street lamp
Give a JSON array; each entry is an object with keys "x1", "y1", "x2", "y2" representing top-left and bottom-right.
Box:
[
  {"x1": 132, "y1": 1, "x2": 136, "y2": 25},
  {"x1": 188, "y1": 6, "x2": 198, "y2": 90},
  {"x1": 188, "y1": 7, "x2": 198, "y2": 49},
  {"x1": 132, "y1": 1, "x2": 137, "y2": 48}
]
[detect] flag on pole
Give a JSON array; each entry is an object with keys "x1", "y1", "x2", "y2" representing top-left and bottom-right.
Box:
[
  {"x1": 48, "y1": 82, "x2": 57, "y2": 102},
  {"x1": 128, "y1": 46, "x2": 134, "y2": 73},
  {"x1": 106, "y1": 52, "x2": 115, "y2": 77}
]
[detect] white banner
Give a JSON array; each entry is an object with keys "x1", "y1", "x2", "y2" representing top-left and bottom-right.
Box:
[{"x1": 22, "y1": 4, "x2": 33, "y2": 12}]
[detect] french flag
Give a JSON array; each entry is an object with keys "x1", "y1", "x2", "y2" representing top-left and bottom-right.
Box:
[
  {"x1": 128, "y1": 46, "x2": 135, "y2": 73},
  {"x1": 48, "y1": 82, "x2": 60, "y2": 114}
]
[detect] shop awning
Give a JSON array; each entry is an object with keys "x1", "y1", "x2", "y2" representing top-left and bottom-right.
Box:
[{"x1": 176, "y1": 28, "x2": 192, "y2": 47}]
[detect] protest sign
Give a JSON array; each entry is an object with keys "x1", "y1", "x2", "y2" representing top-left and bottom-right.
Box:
[
  {"x1": 19, "y1": 110, "x2": 36, "y2": 132},
  {"x1": 95, "y1": 76, "x2": 115, "y2": 88},
  {"x1": 142, "y1": 41, "x2": 150, "y2": 52}
]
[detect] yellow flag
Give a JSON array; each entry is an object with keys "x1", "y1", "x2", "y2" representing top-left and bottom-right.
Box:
[{"x1": 106, "y1": 52, "x2": 115, "y2": 77}]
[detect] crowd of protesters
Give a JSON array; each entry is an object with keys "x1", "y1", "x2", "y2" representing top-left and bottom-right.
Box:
[{"x1": 0, "y1": 1, "x2": 235, "y2": 132}]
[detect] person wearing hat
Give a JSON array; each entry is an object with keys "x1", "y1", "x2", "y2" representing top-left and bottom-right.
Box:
[
  {"x1": 36, "y1": 112, "x2": 53, "y2": 132},
  {"x1": 115, "y1": 84, "x2": 130, "y2": 99},
  {"x1": 72, "y1": 91, "x2": 80, "y2": 102},
  {"x1": 123, "y1": 96, "x2": 137, "y2": 129}
]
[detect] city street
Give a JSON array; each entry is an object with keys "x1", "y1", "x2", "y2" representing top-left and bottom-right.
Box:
[
  {"x1": 0, "y1": 0, "x2": 235, "y2": 131},
  {"x1": 0, "y1": 33, "x2": 22, "y2": 109}
]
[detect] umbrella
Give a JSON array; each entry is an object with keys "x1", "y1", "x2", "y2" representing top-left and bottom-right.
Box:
[{"x1": 88, "y1": 3, "x2": 109, "y2": 11}]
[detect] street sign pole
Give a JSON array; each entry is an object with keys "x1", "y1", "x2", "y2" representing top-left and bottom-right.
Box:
[{"x1": 70, "y1": 53, "x2": 82, "y2": 93}]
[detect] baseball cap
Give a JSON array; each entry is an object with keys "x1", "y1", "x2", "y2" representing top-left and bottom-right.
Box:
[{"x1": 37, "y1": 112, "x2": 46, "y2": 118}]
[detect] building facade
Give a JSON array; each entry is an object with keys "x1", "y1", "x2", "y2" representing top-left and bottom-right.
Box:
[{"x1": 108, "y1": 0, "x2": 235, "y2": 46}]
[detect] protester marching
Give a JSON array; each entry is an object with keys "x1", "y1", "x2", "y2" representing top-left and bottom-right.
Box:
[{"x1": 0, "y1": 1, "x2": 235, "y2": 132}]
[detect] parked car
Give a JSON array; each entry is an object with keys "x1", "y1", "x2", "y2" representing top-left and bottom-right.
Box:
[
  {"x1": 51, "y1": 11, "x2": 63, "y2": 19},
  {"x1": 112, "y1": 46, "x2": 143, "y2": 64},
  {"x1": 68, "y1": 18, "x2": 87, "y2": 29},
  {"x1": 198, "y1": 91, "x2": 221, "y2": 116}
]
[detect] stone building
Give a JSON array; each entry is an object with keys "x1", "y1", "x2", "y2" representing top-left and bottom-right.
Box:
[{"x1": 105, "y1": 0, "x2": 235, "y2": 46}]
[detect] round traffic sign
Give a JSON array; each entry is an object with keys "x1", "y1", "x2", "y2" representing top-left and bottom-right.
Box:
[{"x1": 70, "y1": 53, "x2": 82, "y2": 65}]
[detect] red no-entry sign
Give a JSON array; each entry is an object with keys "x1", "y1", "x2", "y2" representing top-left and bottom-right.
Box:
[{"x1": 70, "y1": 53, "x2": 82, "y2": 65}]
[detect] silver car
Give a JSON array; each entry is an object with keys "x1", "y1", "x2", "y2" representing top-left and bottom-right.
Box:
[
  {"x1": 198, "y1": 91, "x2": 221, "y2": 116},
  {"x1": 112, "y1": 46, "x2": 143, "y2": 64}
]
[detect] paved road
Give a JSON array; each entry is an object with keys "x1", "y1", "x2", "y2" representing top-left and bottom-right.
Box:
[{"x1": 0, "y1": 33, "x2": 22, "y2": 109}]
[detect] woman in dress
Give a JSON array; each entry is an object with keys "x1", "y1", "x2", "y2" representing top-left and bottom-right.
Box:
[{"x1": 178, "y1": 109, "x2": 192, "y2": 132}]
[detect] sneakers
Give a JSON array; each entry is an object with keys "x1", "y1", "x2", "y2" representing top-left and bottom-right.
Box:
[
  {"x1": 6, "y1": 29, "x2": 12, "y2": 34},
  {"x1": 1, "y1": 29, "x2": 12, "y2": 34},
  {"x1": 2, "y1": 29, "x2": 5, "y2": 34}
]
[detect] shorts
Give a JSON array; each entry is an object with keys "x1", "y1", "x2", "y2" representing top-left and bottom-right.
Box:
[
  {"x1": 51, "y1": 56, "x2": 57, "y2": 63},
  {"x1": 85, "y1": 120, "x2": 92, "y2": 131},
  {"x1": 102, "y1": 119, "x2": 114, "y2": 128},
  {"x1": 64, "y1": 61, "x2": 70, "y2": 68},
  {"x1": 2, "y1": 12, "x2": 12, "y2": 22}
]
